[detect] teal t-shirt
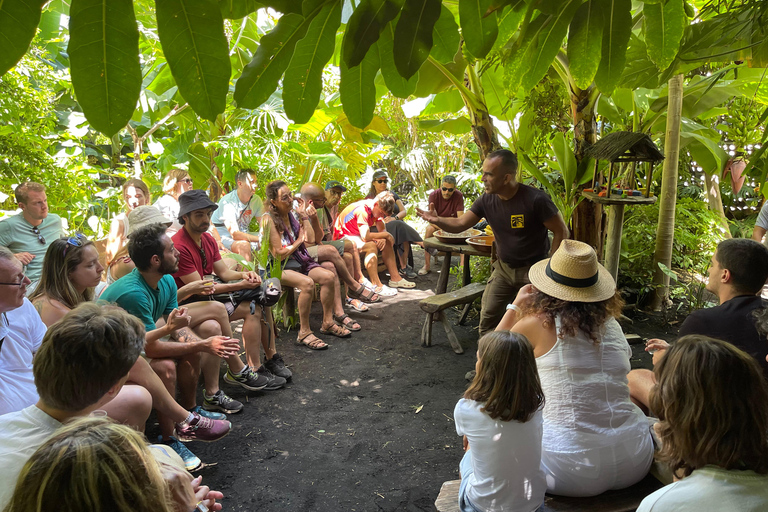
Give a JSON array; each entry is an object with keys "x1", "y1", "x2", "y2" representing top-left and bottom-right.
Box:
[
  {"x1": 211, "y1": 189, "x2": 264, "y2": 236},
  {"x1": 99, "y1": 269, "x2": 179, "y2": 333},
  {"x1": 0, "y1": 213, "x2": 63, "y2": 281}
]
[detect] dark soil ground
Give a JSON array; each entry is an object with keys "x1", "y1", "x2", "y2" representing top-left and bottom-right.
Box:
[{"x1": 148, "y1": 251, "x2": 681, "y2": 512}]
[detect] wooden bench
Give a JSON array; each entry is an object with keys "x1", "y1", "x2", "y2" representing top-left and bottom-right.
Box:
[
  {"x1": 435, "y1": 472, "x2": 665, "y2": 512},
  {"x1": 419, "y1": 282, "x2": 486, "y2": 354}
]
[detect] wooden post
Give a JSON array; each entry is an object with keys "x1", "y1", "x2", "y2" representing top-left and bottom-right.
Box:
[{"x1": 604, "y1": 204, "x2": 626, "y2": 281}]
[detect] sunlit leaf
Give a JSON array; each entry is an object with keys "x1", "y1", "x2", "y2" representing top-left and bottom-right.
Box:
[
  {"x1": 341, "y1": 40, "x2": 380, "y2": 128},
  {"x1": 379, "y1": 18, "x2": 419, "y2": 98},
  {"x1": 0, "y1": 0, "x2": 45, "y2": 76},
  {"x1": 342, "y1": 0, "x2": 402, "y2": 68},
  {"x1": 393, "y1": 0, "x2": 441, "y2": 79},
  {"x1": 643, "y1": 0, "x2": 686, "y2": 71},
  {"x1": 594, "y1": 0, "x2": 632, "y2": 94},
  {"x1": 418, "y1": 117, "x2": 471, "y2": 135},
  {"x1": 459, "y1": 0, "x2": 497, "y2": 60},
  {"x1": 430, "y1": 4, "x2": 460, "y2": 63},
  {"x1": 521, "y1": 0, "x2": 580, "y2": 91},
  {"x1": 567, "y1": 0, "x2": 603, "y2": 90}
]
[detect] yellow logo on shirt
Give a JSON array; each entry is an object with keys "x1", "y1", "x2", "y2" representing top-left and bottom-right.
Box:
[{"x1": 510, "y1": 215, "x2": 524, "y2": 228}]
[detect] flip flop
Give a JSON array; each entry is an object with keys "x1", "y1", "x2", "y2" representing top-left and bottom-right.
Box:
[
  {"x1": 296, "y1": 332, "x2": 329, "y2": 350},
  {"x1": 320, "y1": 323, "x2": 351, "y2": 338},
  {"x1": 334, "y1": 314, "x2": 361, "y2": 332},
  {"x1": 346, "y1": 298, "x2": 369, "y2": 312},
  {"x1": 418, "y1": 266, "x2": 429, "y2": 276}
]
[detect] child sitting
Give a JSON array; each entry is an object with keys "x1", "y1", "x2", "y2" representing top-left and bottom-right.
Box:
[{"x1": 455, "y1": 331, "x2": 546, "y2": 512}]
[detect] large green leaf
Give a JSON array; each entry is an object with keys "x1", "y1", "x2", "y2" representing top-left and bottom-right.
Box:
[
  {"x1": 503, "y1": 14, "x2": 546, "y2": 93},
  {"x1": 67, "y1": 0, "x2": 141, "y2": 136},
  {"x1": 187, "y1": 141, "x2": 213, "y2": 184},
  {"x1": 342, "y1": 0, "x2": 401, "y2": 68},
  {"x1": 414, "y1": 48, "x2": 467, "y2": 97},
  {"x1": 567, "y1": 0, "x2": 603, "y2": 90},
  {"x1": 459, "y1": 0, "x2": 498, "y2": 60},
  {"x1": 379, "y1": 18, "x2": 419, "y2": 97},
  {"x1": 0, "y1": 0, "x2": 45, "y2": 76},
  {"x1": 491, "y1": 0, "x2": 526, "y2": 52},
  {"x1": 522, "y1": 1, "x2": 580, "y2": 91},
  {"x1": 262, "y1": 0, "x2": 302, "y2": 13},
  {"x1": 220, "y1": 0, "x2": 262, "y2": 18},
  {"x1": 482, "y1": 64, "x2": 516, "y2": 120},
  {"x1": 643, "y1": 0, "x2": 685, "y2": 71},
  {"x1": 393, "y1": 0, "x2": 441, "y2": 79},
  {"x1": 341, "y1": 40, "x2": 380, "y2": 128},
  {"x1": 680, "y1": 132, "x2": 728, "y2": 176},
  {"x1": 156, "y1": 0, "x2": 231, "y2": 122},
  {"x1": 423, "y1": 89, "x2": 465, "y2": 115},
  {"x1": 431, "y1": 4, "x2": 460, "y2": 63},
  {"x1": 618, "y1": 34, "x2": 660, "y2": 90},
  {"x1": 418, "y1": 117, "x2": 471, "y2": 135},
  {"x1": 234, "y1": 13, "x2": 312, "y2": 109},
  {"x1": 551, "y1": 132, "x2": 578, "y2": 189},
  {"x1": 284, "y1": 1, "x2": 341, "y2": 124},
  {"x1": 594, "y1": 0, "x2": 632, "y2": 94}
]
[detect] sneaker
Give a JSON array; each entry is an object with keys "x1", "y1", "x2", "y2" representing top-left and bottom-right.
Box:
[
  {"x1": 255, "y1": 365, "x2": 287, "y2": 390},
  {"x1": 202, "y1": 391, "x2": 243, "y2": 414},
  {"x1": 265, "y1": 353, "x2": 293, "y2": 380},
  {"x1": 175, "y1": 412, "x2": 231, "y2": 442},
  {"x1": 403, "y1": 266, "x2": 418, "y2": 279},
  {"x1": 224, "y1": 365, "x2": 269, "y2": 391},
  {"x1": 160, "y1": 436, "x2": 202, "y2": 471},
  {"x1": 191, "y1": 404, "x2": 226, "y2": 420}
]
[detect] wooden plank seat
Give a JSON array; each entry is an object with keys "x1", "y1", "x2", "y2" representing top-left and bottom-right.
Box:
[
  {"x1": 419, "y1": 282, "x2": 486, "y2": 354},
  {"x1": 435, "y1": 472, "x2": 664, "y2": 512}
]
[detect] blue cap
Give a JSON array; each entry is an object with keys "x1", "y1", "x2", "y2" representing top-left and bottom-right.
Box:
[{"x1": 325, "y1": 180, "x2": 347, "y2": 191}]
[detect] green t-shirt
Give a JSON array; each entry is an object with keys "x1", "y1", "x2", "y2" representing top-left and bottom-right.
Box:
[
  {"x1": 99, "y1": 269, "x2": 179, "y2": 333},
  {"x1": 0, "y1": 213, "x2": 64, "y2": 281},
  {"x1": 211, "y1": 190, "x2": 264, "y2": 235}
]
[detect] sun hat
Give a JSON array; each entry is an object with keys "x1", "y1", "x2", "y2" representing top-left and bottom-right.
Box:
[
  {"x1": 177, "y1": 189, "x2": 219, "y2": 220},
  {"x1": 528, "y1": 239, "x2": 616, "y2": 302},
  {"x1": 324, "y1": 180, "x2": 347, "y2": 191},
  {"x1": 126, "y1": 205, "x2": 172, "y2": 236}
]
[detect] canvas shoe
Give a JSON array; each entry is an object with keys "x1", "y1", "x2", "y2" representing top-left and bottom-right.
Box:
[
  {"x1": 159, "y1": 436, "x2": 202, "y2": 472},
  {"x1": 254, "y1": 365, "x2": 287, "y2": 390},
  {"x1": 265, "y1": 352, "x2": 292, "y2": 380},
  {"x1": 224, "y1": 365, "x2": 269, "y2": 391},
  {"x1": 202, "y1": 391, "x2": 242, "y2": 414},
  {"x1": 175, "y1": 412, "x2": 231, "y2": 442}
]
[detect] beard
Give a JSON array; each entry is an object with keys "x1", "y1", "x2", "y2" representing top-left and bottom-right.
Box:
[{"x1": 159, "y1": 257, "x2": 179, "y2": 275}]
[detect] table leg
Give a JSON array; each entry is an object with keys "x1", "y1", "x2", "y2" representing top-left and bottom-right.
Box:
[
  {"x1": 436, "y1": 251, "x2": 452, "y2": 295},
  {"x1": 421, "y1": 313, "x2": 433, "y2": 347},
  {"x1": 462, "y1": 254, "x2": 471, "y2": 287},
  {"x1": 440, "y1": 314, "x2": 464, "y2": 354}
]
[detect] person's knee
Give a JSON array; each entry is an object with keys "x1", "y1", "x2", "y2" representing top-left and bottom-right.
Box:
[
  {"x1": 127, "y1": 385, "x2": 153, "y2": 424},
  {"x1": 316, "y1": 269, "x2": 334, "y2": 286},
  {"x1": 297, "y1": 276, "x2": 314, "y2": 293},
  {"x1": 152, "y1": 359, "x2": 177, "y2": 384},
  {"x1": 195, "y1": 318, "x2": 222, "y2": 338}
]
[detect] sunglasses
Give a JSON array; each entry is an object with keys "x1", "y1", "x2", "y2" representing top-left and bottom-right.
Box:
[
  {"x1": 32, "y1": 225, "x2": 45, "y2": 245},
  {"x1": 181, "y1": 178, "x2": 193, "y2": 184},
  {"x1": 441, "y1": 187, "x2": 455, "y2": 192},
  {"x1": 376, "y1": 179, "x2": 388, "y2": 184},
  {"x1": 199, "y1": 246, "x2": 208, "y2": 270},
  {"x1": 63, "y1": 233, "x2": 87, "y2": 256}
]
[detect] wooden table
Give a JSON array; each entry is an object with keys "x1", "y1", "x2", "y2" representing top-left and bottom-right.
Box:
[{"x1": 423, "y1": 237, "x2": 490, "y2": 295}]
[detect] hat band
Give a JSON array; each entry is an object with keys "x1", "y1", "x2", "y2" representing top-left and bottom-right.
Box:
[{"x1": 545, "y1": 262, "x2": 598, "y2": 288}]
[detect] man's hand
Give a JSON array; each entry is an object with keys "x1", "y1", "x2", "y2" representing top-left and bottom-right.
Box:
[
  {"x1": 186, "y1": 279, "x2": 216, "y2": 297},
  {"x1": 241, "y1": 271, "x2": 262, "y2": 286},
  {"x1": 384, "y1": 232, "x2": 395, "y2": 245},
  {"x1": 305, "y1": 201, "x2": 317, "y2": 218},
  {"x1": 192, "y1": 476, "x2": 224, "y2": 511},
  {"x1": 205, "y1": 336, "x2": 241, "y2": 358},
  {"x1": 166, "y1": 307, "x2": 191, "y2": 332},
  {"x1": 14, "y1": 252, "x2": 35, "y2": 265},
  {"x1": 645, "y1": 338, "x2": 670, "y2": 366},
  {"x1": 416, "y1": 206, "x2": 438, "y2": 224}
]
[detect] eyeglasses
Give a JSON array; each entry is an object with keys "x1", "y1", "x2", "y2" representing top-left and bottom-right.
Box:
[
  {"x1": 441, "y1": 187, "x2": 455, "y2": 192},
  {"x1": 376, "y1": 179, "x2": 388, "y2": 184},
  {"x1": 0, "y1": 273, "x2": 28, "y2": 288},
  {"x1": 32, "y1": 226, "x2": 45, "y2": 245},
  {"x1": 63, "y1": 233, "x2": 87, "y2": 256},
  {"x1": 181, "y1": 178, "x2": 193, "y2": 185}
]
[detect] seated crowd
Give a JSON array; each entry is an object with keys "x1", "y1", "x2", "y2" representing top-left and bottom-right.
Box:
[{"x1": 3, "y1": 152, "x2": 768, "y2": 512}]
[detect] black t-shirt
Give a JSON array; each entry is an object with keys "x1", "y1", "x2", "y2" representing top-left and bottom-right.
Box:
[
  {"x1": 469, "y1": 184, "x2": 559, "y2": 268},
  {"x1": 678, "y1": 295, "x2": 768, "y2": 377}
]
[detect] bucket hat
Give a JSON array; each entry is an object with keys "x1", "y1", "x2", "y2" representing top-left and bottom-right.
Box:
[
  {"x1": 178, "y1": 189, "x2": 218, "y2": 220},
  {"x1": 127, "y1": 205, "x2": 172, "y2": 236},
  {"x1": 528, "y1": 239, "x2": 615, "y2": 302}
]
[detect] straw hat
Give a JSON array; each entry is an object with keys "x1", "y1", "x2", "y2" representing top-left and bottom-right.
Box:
[
  {"x1": 126, "y1": 205, "x2": 172, "y2": 236},
  {"x1": 528, "y1": 239, "x2": 616, "y2": 302}
]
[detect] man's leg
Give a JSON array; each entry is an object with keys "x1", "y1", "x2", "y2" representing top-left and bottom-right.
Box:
[
  {"x1": 128, "y1": 357, "x2": 194, "y2": 431},
  {"x1": 231, "y1": 240, "x2": 253, "y2": 262},
  {"x1": 100, "y1": 384, "x2": 152, "y2": 432},
  {"x1": 360, "y1": 242, "x2": 383, "y2": 287},
  {"x1": 422, "y1": 224, "x2": 437, "y2": 273},
  {"x1": 320, "y1": 261, "x2": 346, "y2": 318},
  {"x1": 229, "y1": 302, "x2": 263, "y2": 368},
  {"x1": 343, "y1": 240, "x2": 363, "y2": 281},
  {"x1": 150, "y1": 357, "x2": 183, "y2": 439},
  {"x1": 317, "y1": 245, "x2": 358, "y2": 291},
  {"x1": 479, "y1": 262, "x2": 528, "y2": 337},
  {"x1": 307, "y1": 266, "x2": 338, "y2": 331},
  {"x1": 380, "y1": 237, "x2": 410, "y2": 285}
]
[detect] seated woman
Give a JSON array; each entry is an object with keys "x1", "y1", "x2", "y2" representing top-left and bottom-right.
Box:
[
  {"x1": 497, "y1": 239, "x2": 653, "y2": 497},
  {"x1": 365, "y1": 170, "x2": 424, "y2": 279},
  {"x1": 5, "y1": 416, "x2": 223, "y2": 512},
  {"x1": 154, "y1": 168, "x2": 193, "y2": 235},
  {"x1": 456, "y1": 330, "x2": 546, "y2": 512},
  {"x1": 28, "y1": 235, "x2": 219, "y2": 470},
  {"x1": 265, "y1": 180, "x2": 352, "y2": 350},
  {"x1": 105, "y1": 178, "x2": 150, "y2": 283},
  {"x1": 637, "y1": 336, "x2": 768, "y2": 511}
]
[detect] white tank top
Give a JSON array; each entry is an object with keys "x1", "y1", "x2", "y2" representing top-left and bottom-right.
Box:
[{"x1": 537, "y1": 316, "x2": 649, "y2": 453}]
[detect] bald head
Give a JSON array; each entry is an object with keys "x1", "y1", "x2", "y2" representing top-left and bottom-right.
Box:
[{"x1": 301, "y1": 182, "x2": 325, "y2": 201}]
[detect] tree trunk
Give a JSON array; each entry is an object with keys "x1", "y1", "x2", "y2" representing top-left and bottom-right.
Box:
[
  {"x1": 570, "y1": 85, "x2": 601, "y2": 250},
  {"x1": 466, "y1": 64, "x2": 501, "y2": 161},
  {"x1": 648, "y1": 74, "x2": 685, "y2": 311},
  {"x1": 704, "y1": 172, "x2": 732, "y2": 238}
]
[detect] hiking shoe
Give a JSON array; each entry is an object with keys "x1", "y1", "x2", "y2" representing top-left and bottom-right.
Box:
[
  {"x1": 191, "y1": 404, "x2": 226, "y2": 420},
  {"x1": 265, "y1": 352, "x2": 292, "y2": 380},
  {"x1": 255, "y1": 365, "x2": 287, "y2": 390},
  {"x1": 403, "y1": 266, "x2": 418, "y2": 279},
  {"x1": 224, "y1": 365, "x2": 269, "y2": 391},
  {"x1": 160, "y1": 436, "x2": 202, "y2": 471},
  {"x1": 175, "y1": 412, "x2": 231, "y2": 442},
  {"x1": 201, "y1": 391, "x2": 242, "y2": 415}
]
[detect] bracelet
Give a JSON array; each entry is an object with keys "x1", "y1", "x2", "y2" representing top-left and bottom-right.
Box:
[
  {"x1": 193, "y1": 502, "x2": 209, "y2": 512},
  {"x1": 506, "y1": 304, "x2": 521, "y2": 313}
]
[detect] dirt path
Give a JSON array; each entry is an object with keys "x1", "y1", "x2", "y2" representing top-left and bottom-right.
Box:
[{"x1": 148, "y1": 251, "x2": 678, "y2": 511}]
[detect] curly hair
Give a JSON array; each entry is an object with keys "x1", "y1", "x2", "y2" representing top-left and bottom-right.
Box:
[
  {"x1": 522, "y1": 288, "x2": 624, "y2": 344},
  {"x1": 650, "y1": 335, "x2": 768, "y2": 478}
]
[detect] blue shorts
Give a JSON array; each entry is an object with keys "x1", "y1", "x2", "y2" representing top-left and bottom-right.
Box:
[{"x1": 459, "y1": 451, "x2": 481, "y2": 512}]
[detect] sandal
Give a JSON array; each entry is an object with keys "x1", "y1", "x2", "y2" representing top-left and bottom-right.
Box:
[
  {"x1": 296, "y1": 332, "x2": 329, "y2": 350},
  {"x1": 418, "y1": 266, "x2": 429, "y2": 276},
  {"x1": 348, "y1": 283, "x2": 380, "y2": 303},
  {"x1": 320, "y1": 323, "x2": 351, "y2": 338},
  {"x1": 346, "y1": 297, "x2": 369, "y2": 312},
  {"x1": 334, "y1": 314, "x2": 361, "y2": 332}
]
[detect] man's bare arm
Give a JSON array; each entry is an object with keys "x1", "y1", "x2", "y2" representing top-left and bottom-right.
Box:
[
  {"x1": 543, "y1": 213, "x2": 569, "y2": 255},
  {"x1": 415, "y1": 208, "x2": 479, "y2": 233}
]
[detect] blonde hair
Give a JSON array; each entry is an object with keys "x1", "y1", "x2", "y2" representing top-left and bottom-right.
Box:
[
  {"x1": 651, "y1": 335, "x2": 768, "y2": 478},
  {"x1": 374, "y1": 191, "x2": 395, "y2": 216},
  {"x1": 3, "y1": 417, "x2": 175, "y2": 512},
  {"x1": 162, "y1": 168, "x2": 190, "y2": 196},
  {"x1": 122, "y1": 178, "x2": 150, "y2": 205},
  {"x1": 464, "y1": 331, "x2": 544, "y2": 422},
  {"x1": 29, "y1": 236, "x2": 97, "y2": 308},
  {"x1": 14, "y1": 182, "x2": 45, "y2": 204}
]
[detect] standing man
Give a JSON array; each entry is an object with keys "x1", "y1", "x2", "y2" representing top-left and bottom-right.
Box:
[
  {"x1": 173, "y1": 190, "x2": 289, "y2": 391},
  {"x1": 420, "y1": 175, "x2": 464, "y2": 275},
  {"x1": 211, "y1": 169, "x2": 263, "y2": 262},
  {"x1": 417, "y1": 149, "x2": 568, "y2": 336},
  {"x1": 0, "y1": 182, "x2": 63, "y2": 291}
]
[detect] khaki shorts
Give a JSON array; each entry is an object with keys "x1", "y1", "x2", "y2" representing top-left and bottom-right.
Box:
[{"x1": 306, "y1": 240, "x2": 345, "y2": 258}]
